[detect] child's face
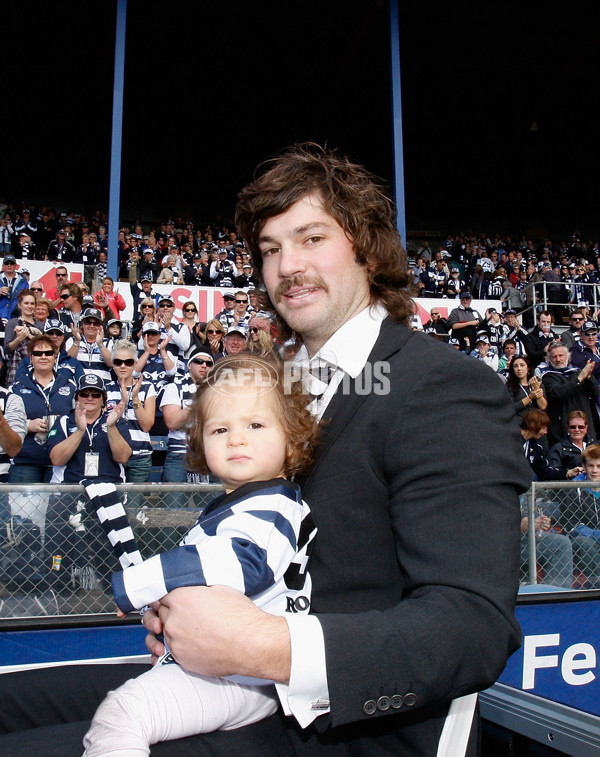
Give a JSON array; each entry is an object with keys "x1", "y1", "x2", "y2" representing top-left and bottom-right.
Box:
[
  {"x1": 202, "y1": 384, "x2": 287, "y2": 494},
  {"x1": 584, "y1": 460, "x2": 600, "y2": 482}
]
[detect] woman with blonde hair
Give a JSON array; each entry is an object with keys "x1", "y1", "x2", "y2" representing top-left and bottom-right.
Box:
[
  {"x1": 247, "y1": 316, "x2": 277, "y2": 359},
  {"x1": 203, "y1": 318, "x2": 225, "y2": 354},
  {"x1": 132, "y1": 297, "x2": 157, "y2": 342}
]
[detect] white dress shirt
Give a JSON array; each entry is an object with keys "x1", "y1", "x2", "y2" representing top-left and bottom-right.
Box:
[{"x1": 275, "y1": 304, "x2": 386, "y2": 727}]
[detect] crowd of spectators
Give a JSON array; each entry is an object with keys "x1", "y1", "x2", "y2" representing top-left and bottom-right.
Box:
[{"x1": 3, "y1": 199, "x2": 600, "y2": 591}]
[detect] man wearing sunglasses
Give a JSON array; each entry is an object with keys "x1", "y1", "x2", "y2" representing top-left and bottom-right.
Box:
[
  {"x1": 230, "y1": 290, "x2": 254, "y2": 329},
  {"x1": 0, "y1": 254, "x2": 28, "y2": 322},
  {"x1": 215, "y1": 291, "x2": 238, "y2": 329},
  {"x1": 58, "y1": 283, "x2": 85, "y2": 329},
  {"x1": 570, "y1": 319, "x2": 600, "y2": 379},
  {"x1": 44, "y1": 266, "x2": 70, "y2": 311},
  {"x1": 160, "y1": 347, "x2": 214, "y2": 503},
  {"x1": 560, "y1": 308, "x2": 586, "y2": 350}
]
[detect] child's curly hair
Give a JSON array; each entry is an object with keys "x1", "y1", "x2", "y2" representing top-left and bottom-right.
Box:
[{"x1": 186, "y1": 353, "x2": 319, "y2": 479}]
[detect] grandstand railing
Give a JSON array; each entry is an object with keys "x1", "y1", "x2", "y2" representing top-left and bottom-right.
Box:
[{"x1": 520, "y1": 278, "x2": 600, "y2": 328}]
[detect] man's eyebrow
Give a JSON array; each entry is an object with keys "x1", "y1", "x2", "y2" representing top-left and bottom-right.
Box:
[{"x1": 258, "y1": 222, "x2": 332, "y2": 245}]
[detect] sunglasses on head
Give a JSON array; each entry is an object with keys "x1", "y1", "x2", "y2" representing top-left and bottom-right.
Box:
[
  {"x1": 31, "y1": 349, "x2": 54, "y2": 357},
  {"x1": 79, "y1": 390, "x2": 103, "y2": 399},
  {"x1": 113, "y1": 358, "x2": 135, "y2": 367}
]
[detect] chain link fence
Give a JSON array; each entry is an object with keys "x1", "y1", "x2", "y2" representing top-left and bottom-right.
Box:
[
  {"x1": 521, "y1": 481, "x2": 600, "y2": 591},
  {"x1": 0, "y1": 484, "x2": 223, "y2": 618},
  {"x1": 2, "y1": 481, "x2": 598, "y2": 618}
]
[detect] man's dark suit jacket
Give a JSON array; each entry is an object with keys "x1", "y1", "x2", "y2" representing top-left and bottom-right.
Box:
[{"x1": 0, "y1": 319, "x2": 530, "y2": 757}]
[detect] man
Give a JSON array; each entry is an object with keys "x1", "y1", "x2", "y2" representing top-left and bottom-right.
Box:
[
  {"x1": 44, "y1": 265, "x2": 70, "y2": 310},
  {"x1": 570, "y1": 320, "x2": 600, "y2": 378},
  {"x1": 560, "y1": 308, "x2": 586, "y2": 350},
  {"x1": 155, "y1": 295, "x2": 190, "y2": 373},
  {"x1": 524, "y1": 310, "x2": 558, "y2": 368},
  {"x1": 214, "y1": 324, "x2": 248, "y2": 359},
  {"x1": 160, "y1": 347, "x2": 214, "y2": 501},
  {"x1": 482, "y1": 307, "x2": 507, "y2": 352},
  {"x1": 0, "y1": 216, "x2": 14, "y2": 254},
  {"x1": 231, "y1": 290, "x2": 254, "y2": 328},
  {"x1": 0, "y1": 254, "x2": 28, "y2": 322},
  {"x1": 58, "y1": 283, "x2": 84, "y2": 330},
  {"x1": 215, "y1": 291, "x2": 237, "y2": 328},
  {"x1": 209, "y1": 247, "x2": 235, "y2": 287},
  {"x1": 16, "y1": 231, "x2": 42, "y2": 261},
  {"x1": 422, "y1": 307, "x2": 449, "y2": 340},
  {"x1": 234, "y1": 262, "x2": 258, "y2": 288},
  {"x1": 148, "y1": 145, "x2": 529, "y2": 754},
  {"x1": 0, "y1": 145, "x2": 529, "y2": 757},
  {"x1": 447, "y1": 291, "x2": 482, "y2": 352},
  {"x1": 129, "y1": 266, "x2": 156, "y2": 316},
  {"x1": 542, "y1": 341, "x2": 600, "y2": 446},
  {"x1": 503, "y1": 309, "x2": 528, "y2": 355},
  {"x1": 183, "y1": 251, "x2": 208, "y2": 285},
  {"x1": 46, "y1": 228, "x2": 76, "y2": 263}
]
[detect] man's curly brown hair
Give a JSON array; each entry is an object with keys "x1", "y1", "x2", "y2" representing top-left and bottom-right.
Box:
[{"x1": 186, "y1": 354, "x2": 319, "y2": 480}]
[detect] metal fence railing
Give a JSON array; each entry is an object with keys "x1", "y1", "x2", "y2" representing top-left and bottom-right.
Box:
[
  {"x1": 1, "y1": 480, "x2": 597, "y2": 619},
  {"x1": 522, "y1": 481, "x2": 600, "y2": 591},
  {"x1": 0, "y1": 484, "x2": 223, "y2": 619}
]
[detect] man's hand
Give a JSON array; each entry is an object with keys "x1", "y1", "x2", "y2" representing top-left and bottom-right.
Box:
[{"x1": 150, "y1": 586, "x2": 292, "y2": 682}]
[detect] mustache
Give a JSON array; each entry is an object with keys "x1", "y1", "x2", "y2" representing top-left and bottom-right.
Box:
[{"x1": 273, "y1": 275, "x2": 328, "y2": 304}]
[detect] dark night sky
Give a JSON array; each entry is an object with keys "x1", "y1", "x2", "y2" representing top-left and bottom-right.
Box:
[{"x1": 4, "y1": 0, "x2": 600, "y2": 240}]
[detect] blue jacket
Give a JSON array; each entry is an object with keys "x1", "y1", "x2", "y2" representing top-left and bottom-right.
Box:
[
  {"x1": 0, "y1": 273, "x2": 28, "y2": 320},
  {"x1": 10, "y1": 371, "x2": 76, "y2": 465}
]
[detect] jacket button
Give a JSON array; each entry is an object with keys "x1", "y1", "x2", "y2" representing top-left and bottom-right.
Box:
[
  {"x1": 362, "y1": 699, "x2": 377, "y2": 716},
  {"x1": 377, "y1": 695, "x2": 391, "y2": 711},
  {"x1": 404, "y1": 692, "x2": 417, "y2": 707},
  {"x1": 391, "y1": 694, "x2": 403, "y2": 708}
]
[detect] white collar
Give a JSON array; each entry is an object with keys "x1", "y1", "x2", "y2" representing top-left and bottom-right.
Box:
[{"x1": 295, "y1": 304, "x2": 387, "y2": 378}]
